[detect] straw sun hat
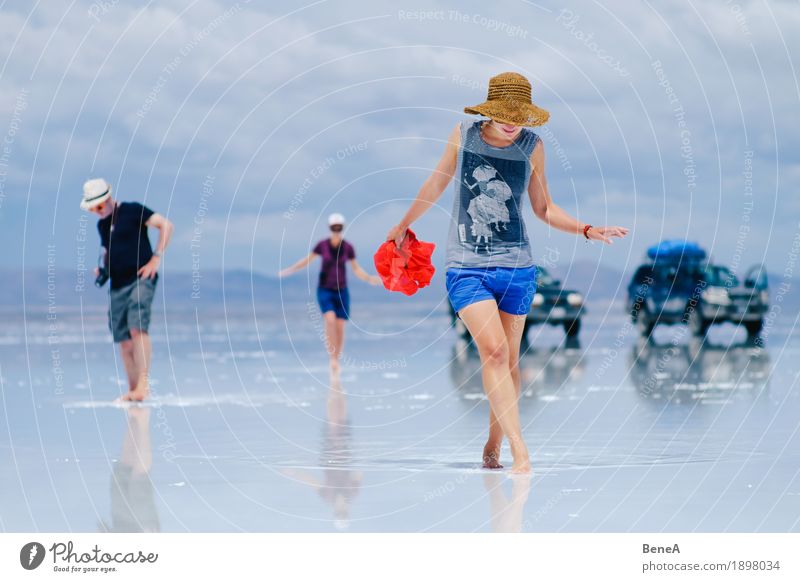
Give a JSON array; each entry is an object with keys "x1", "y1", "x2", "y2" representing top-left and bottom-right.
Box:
[{"x1": 464, "y1": 72, "x2": 550, "y2": 127}]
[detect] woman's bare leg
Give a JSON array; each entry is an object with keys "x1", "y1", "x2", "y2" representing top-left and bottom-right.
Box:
[
  {"x1": 458, "y1": 300, "x2": 531, "y2": 473},
  {"x1": 499, "y1": 311, "x2": 525, "y2": 395},
  {"x1": 330, "y1": 317, "x2": 346, "y2": 379},
  {"x1": 335, "y1": 318, "x2": 346, "y2": 358},
  {"x1": 483, "y1": 311, "x2": 526, "y2": 467},
  {"x1": 323, "y1": 311, "x2": 341, "y2": 373}
]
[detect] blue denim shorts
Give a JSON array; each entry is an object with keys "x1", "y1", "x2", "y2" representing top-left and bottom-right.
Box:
[
  {"x1": 317, "y1": 286, "x2": 350, "y2": 320},
  {"x1": 446, "y1": 265, "x2": 538, "y2": 317}
]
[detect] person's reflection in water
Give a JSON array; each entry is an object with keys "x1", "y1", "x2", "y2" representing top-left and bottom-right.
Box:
[
  {"x1": 99, "y1": 406, "x2": 160, "y2": 532},
  {"x1": 482, "y1": 473, "x2": 532, "y2": 532},
  {"x1": 283, "y1": 371, "x2": 363, "y2": 531}
]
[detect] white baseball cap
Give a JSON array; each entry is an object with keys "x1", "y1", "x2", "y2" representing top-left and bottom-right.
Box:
[
  {"x1": 80, "y1": 178, "x2": 112, "y2": 210},
  {"x1": 328, "y1": 212, "x2": 345, "y2": 226}
]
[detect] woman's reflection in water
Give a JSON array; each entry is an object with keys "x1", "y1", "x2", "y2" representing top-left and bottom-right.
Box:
[
  {"x1": 482, "y1": 473, "x2": 532, "y2": 532},
  {"x1": 284, "y1": 370, "x2": 363, "y2": 530},
  {"x1": 99, "y1": 406, "x2": 160, "y2": 532}
]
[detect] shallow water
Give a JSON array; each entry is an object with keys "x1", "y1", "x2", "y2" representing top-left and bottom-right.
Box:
[{"x1": 1, "y1": 299, "x2": 798, "y2": 532}]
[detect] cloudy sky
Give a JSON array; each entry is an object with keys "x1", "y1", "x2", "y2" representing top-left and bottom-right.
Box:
[{"x1": 1, "y1": 0, "x2": 798, "y2": 280}]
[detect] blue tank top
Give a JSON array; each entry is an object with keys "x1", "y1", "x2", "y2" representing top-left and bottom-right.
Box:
[{"x1": 445, "y1": 119, "x2": 541, "y2": 269}]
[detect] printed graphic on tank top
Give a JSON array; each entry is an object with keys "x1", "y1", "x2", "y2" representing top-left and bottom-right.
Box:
[
  {"x1": 446, "y1": 119, "x2": 541, "y2": 269},
  {"x1": 459, "y1": 157, "x2": 526, "y2": 253}
]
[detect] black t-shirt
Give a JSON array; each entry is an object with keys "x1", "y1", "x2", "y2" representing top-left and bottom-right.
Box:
[{"x1": 98, "y1": 201, "x2": 156, "y2": 289}]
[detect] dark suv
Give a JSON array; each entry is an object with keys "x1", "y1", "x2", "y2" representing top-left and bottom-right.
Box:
[
  {"x1": 627, "y1": 240, "x2": 769, "y2": 339},
  {"x1": 449, "y1": 265, "x2": 586, "y2": 343}
]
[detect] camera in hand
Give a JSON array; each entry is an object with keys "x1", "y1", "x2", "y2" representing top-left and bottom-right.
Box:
[
  {"x1": 95, "y1": 247, "x2": 109, "y2": 288},
  {"x1": 95, "y1": 265, "x2": 109, "y2": 288}
]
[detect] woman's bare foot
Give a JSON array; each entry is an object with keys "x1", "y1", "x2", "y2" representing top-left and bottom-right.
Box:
[
  {"x1": 510, "y1": 460, "x2": 532, "y2": 474},
  {"x1": 508, "y1": 439, "x2": 531, "y2": 474},
  {"x1": 482, "y1": 441, "x2": 503, "y2": 469}
]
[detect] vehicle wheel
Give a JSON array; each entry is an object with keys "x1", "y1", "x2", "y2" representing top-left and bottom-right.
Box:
[
  {"x1": 688, "y1": 308, "x2": 708, "y2": 336},
  {"x1": 637, "y1": 311, "x2": 655, "y2": 338},
  {"x1": 744, "y1": 319, "x2": 763, "y2": 338},
  {"x1": 563, "y1": 318, "x2": 581, "y2": 338}
]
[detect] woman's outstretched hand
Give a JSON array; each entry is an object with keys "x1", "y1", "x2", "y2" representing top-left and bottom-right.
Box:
[
  {"x1": 386, "y1": 224, "x2": 408, "y2": 248},
  {"x1": 587, "y1": 226, "x2": 629, "y2": 244},
  {"x1": 278, "y1": 267, "x2": 294, "y2": 278}
]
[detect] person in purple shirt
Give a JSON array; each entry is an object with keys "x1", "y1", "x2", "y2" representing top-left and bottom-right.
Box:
[{"x1": 280, "y1": 213, "x2": 381, "y2": 374}]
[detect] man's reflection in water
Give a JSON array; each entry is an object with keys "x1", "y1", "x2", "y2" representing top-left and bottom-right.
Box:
[
  {"x1": 630, "y1": 334, "x2": 771, "y2": 403},
  {"x1": 99, "y1": 407, "x2": 160, "y2": 532},
  {"x1": 283, "y1": 371, "x2": 363, "y2": 531},
  {"x1": 482, "y1": 473, "x2": 532, "y2": 532},
  {"x1": 451, "y1": 341, "x2": 586, "y2": 401}
]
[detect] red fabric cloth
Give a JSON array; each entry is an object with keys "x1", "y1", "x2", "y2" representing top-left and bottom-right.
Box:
[{"x1": 373, "y1": 228, "x2": 436, "y2": 296}]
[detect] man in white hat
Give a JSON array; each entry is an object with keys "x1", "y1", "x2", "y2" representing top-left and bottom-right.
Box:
[{"x1": 81, "y1": 178, "x2": 174, "y2": 401}]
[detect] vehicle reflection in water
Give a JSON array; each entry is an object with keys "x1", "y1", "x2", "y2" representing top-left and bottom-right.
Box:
[
  {"x1": 282, "y1": 372, "x2": 363, "y2": 531},
  {"x1": 482, "y1": 473, "x2": 532, "y2": 532},
  {"x1": 99, "y1": 407, "x2": 160, "y2": 532},
  {"x1": 629, "y1": 335, "x2": 772, "y2": 404},
  {"x1": 449, "y1": 338, "x2": 587, "y2": 401}
]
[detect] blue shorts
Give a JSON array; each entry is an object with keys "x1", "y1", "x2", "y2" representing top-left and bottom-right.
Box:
[
  {"x1": 446, "y1": 265, "x2": 538, "y2": 317},
  {"x1": 317, "y1": 287, "x2": 350, "y2": 320}
]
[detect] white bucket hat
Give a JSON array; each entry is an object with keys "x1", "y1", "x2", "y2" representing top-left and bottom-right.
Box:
[
  {"x1": 80, "y1": 178, "x2": 111, "y2": 210},
  {"x1": 328, "y1": 212, "x2": 345, "y2": 226}
]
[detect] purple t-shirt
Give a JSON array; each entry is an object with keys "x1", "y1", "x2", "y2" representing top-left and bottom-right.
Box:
[{"x1": 313, "y1": 238, "x2": 355, "y2": 290}]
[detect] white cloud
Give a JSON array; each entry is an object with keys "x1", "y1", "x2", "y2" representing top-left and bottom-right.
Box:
[{"x1": 0, "y1": 0, "x2": 797, "y2": 273}]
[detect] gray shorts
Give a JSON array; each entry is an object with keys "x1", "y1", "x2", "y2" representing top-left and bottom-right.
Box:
[{"x1": 108, "y1": 277, "x2": 157, "y2": 342}]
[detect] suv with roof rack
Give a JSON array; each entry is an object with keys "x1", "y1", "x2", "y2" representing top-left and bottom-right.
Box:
[{"x1": 627, "y1": 239, "x2": 769, "y2": 340}]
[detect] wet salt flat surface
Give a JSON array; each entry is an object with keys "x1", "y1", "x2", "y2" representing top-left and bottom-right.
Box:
[{"x1": 1, "y1": 299, "x2": 799, "y2": 532}]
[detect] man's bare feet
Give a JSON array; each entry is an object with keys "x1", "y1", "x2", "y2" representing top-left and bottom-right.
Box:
[
  {"x1": 120, "y1": 381, "x2": 149, "y2": 402},
  {"x1": 482, "y1": 441, "x2": 503, "y2": 469},
  {"x1": 120, "y1": 391, "x2": 145, "y2": 402}
]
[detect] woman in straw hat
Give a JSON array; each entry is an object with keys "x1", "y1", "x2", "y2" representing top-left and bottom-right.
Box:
[{"x1": 386, "y1": 72, "x2": 629, "y2": 473}]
